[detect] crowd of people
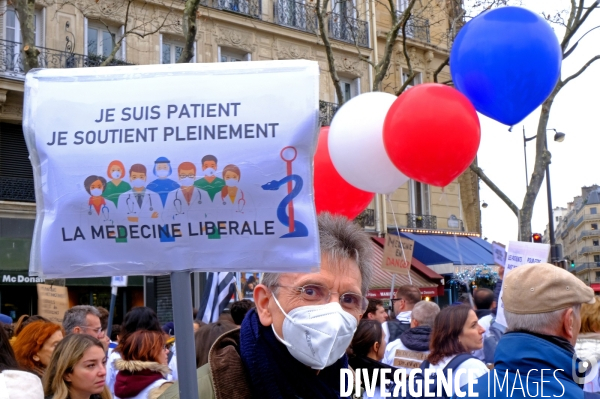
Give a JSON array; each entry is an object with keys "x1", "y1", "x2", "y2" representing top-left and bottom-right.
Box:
[{"x1": 1, "y1": 214, "x2": 600, "y2": 398}]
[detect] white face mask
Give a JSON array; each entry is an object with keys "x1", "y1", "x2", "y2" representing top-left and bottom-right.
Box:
[
  {"x1": 271, "y1": 294, "x2": 357, "y2": 370},
  {"x1": 156, "y1": 169, "x2": 169, "y2": 178},
  {"x1": 180, "y1": 177, "x2": 194, "y2": 187},
  {"x1": 204, "y1": 168, "x2": 216, "y2": 177},
  {"x1": 225, "y1": 179, "x2": 238, "y2": 188},
  {"x1": 111, "y1": 171, "x2": 121, "y2": 179},
  {"x1": 131, "y1": 178, "x2": 145, "y2": 188},
  {"x1": 90, "y1": 188, "x2": 102, "y2": 197}
]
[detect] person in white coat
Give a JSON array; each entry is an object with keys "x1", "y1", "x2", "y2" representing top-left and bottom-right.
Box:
[
  {"x1": 575, "y1": 297, "x2": 600, "y2": 392},
  {"x1": 81, "y1": 175, "x2": 118, "y2": 237},
  {"x1": 163, "y1": 162, "x2": 208, "y2": 223},
  {"x1": 117, "y1": 164, "x2": 162, "y2": 226}
]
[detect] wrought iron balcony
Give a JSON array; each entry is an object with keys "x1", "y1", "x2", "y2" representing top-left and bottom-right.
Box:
[
  {"x1": 214, "y1": 0, "x2": 261, "y2": 18},
  {"x1": 573, "y1": 262, "x2": 600, "y2": 273},
  {"x1": 579, "y1": 246, "x2": 600, "y2": 255},
  {"x1": 355, "y1": 208, "x2": 375, "y2": 228},
  {"x1": 0, "y1": 176, "x2": 35, "y2": 202},
  {"x1": 406, "y1": 213, "x2": 437, "y2": 229},
  {"x1": 580, "y1": 229, "x2": 600, "y2": 240},
  {"x1": 395, "y1": 12, "x2": 430, "y2": 43},
  {"x1": 319, "y1": 100, "x2": 339, "y2": 126},
  {"x1": 274, "y1": 0, "x2": 318, "y2": 34},
  {"x1": 328, "y1": 12, "x2": 369, "y2": 47},
  {"x1": 0, "y1": 39, "x2": 131, "y2": 78}
]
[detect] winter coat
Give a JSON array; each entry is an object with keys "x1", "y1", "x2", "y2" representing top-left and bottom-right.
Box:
[
  {"x1": 113, "y1": 359, "x2": 173, "y2": 399},
  {"x1": 0, "y1": 370, "x2": 44, "y2": 399},
  {"x1": 575, "y1": 332, "x2": 600, "y2": 392},
  {"x1": 382, "y1": 326, "x2": 431, "y2": 369},
  {"x1": 463, "y1": 331, "x2": 590, "y2": 399}
]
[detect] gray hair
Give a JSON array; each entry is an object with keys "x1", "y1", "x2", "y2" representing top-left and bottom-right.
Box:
[
  {"x1": 505, "y1": 304, "x2": 581, "y2": 334},
  {"x1": 62, "y1": 305, "x2": 101, "y2": 335},
  {"x1": 412, "y1": 301, "x2": 440, "y2": 328},
  {"x1": 262, "y1": 213, "x2": 373, "y2": 295}
]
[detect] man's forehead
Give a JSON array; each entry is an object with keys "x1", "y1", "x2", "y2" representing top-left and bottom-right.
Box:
[
  {"x1": 278, "y1": 257, "x2": 361, "y2": 289},
  {"x1": 86, "y1": 314, "x2": 101, "y2": 326}
]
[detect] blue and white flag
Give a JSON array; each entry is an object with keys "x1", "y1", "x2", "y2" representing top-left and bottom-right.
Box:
[{"x1": 198, "y1": 272, "x2": 237, "y2": 324}]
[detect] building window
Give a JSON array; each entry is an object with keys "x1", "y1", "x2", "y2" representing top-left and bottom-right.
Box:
[
  {"x1": 593, "y1": 223, "x2": 598, "y2": 230},
  {"x1": 397, "y1": 0, "x2": 409, "y2": 12},
  {"x1": 87, "y1": 23, "x2": 122, "y2": 58},
  {"x1": 162, "y1": 41, "x2": 184, "y2": 64},
  {"x1": 219, "y1": 48, "x2": 249, "y2": 62},
  {"x1": 592, "y1": 207, "x2": 598, "y2": 215},
  {"x1": 401, "y1": 69, "x2": 423, "y2": 88},
  {"x1": 409, "y1": 180, "x2": 430, "y2": 215},
  {"x1": 5, "y1": 7, "x2": 43, "y2": 45},
  {"x1": 594, "y1": 240, "x2": 599, "y2": 247},
  {"x1": 338, "y1": 77, "x2": 360, "y2": 104},
  {"x1": 595, "y1": 255, "x2": 600, "y2": 263}
]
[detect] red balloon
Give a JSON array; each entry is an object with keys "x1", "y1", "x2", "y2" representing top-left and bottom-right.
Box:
[
  {"x1": 383, "y1": 84, "x2": 481, "y2": 187},
  {"x1": 314, "y1": 127, "x2": 375, "y2": 219}
]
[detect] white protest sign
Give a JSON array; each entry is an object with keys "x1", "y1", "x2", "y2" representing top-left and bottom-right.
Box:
[
  {"x1": 111, "y1": 276, "x2": 128, "y2": 287},
  {"x1": 25, "y1": 61, "x2": 320, "y2": 278},
  {"x1": 495, "y1": 241, "x2": 550, "y2": 327},
  {"x1": 492, "y1": 242, "x2": 506, "y2": 267}
]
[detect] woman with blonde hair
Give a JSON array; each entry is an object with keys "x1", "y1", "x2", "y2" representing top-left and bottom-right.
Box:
[
  {"x1": 43, "y1": 334, "x2": 110, "y2": 399},
  {"x1": 12, "y1": 320, "x2": 63, "y2": 378},
  {"x1": 575, "y1": 296, "x2": 600, "y2": 392}
]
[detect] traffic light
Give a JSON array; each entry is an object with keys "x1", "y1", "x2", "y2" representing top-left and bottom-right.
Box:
[{"x1": 532, "y1": 233, "x2": 542, "y2": 243}]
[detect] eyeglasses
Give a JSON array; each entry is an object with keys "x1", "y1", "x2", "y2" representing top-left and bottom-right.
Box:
[
  {"x1": 391, "y1": 298, "x2": 404, "y2": 303},
  {"x1": 273, "y1": 283, "x2": 368, "y2": 313},
  {"x1": 79, "y1": 326, "x2": 105, "y2": 338}
]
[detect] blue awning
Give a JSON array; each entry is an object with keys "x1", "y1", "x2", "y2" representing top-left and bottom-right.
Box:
[{"x1": 399, "y1": 233, "x2": 493, "y2": 266}]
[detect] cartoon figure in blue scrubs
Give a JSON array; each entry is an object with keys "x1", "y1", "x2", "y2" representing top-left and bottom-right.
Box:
[{"x1": 146, "y1": 156, "x2": 180, "y2": 207}]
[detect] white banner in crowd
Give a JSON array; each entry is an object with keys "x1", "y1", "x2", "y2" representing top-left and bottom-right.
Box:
[
  {"x1": 24, "y1": 61, "x2": 320, "y2": 278},
  {"x1": 495, "y1": 240, "x2": 550, "y2": 327}
]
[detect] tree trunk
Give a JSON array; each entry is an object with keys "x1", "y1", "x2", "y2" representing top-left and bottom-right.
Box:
[
  {"x1": 518, "y1": 83, "x2": 560, "y2": 241},
  {"x1": 178, "y1": 0, "x2": 202, "y2": 63},
  {"x1": 99, "y1": 41, "x2": 123, "y2": 67},
  {"x1": 15, "y1": 0, "x2": 39, "y2": 72},
  {"x1": 316, "y1": 0, "x2": 344, "y2": 104}
]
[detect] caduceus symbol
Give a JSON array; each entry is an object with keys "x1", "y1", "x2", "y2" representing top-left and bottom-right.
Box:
[{"x1": 261, "y1": 147, "x2": 308, "y2": 238}]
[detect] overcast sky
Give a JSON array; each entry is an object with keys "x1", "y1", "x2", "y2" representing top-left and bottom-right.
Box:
[{"x1": 475, "y1": 0, "x2": 600, "y2": 245}]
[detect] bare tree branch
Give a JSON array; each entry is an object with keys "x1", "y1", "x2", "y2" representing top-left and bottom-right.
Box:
[
  {"x1": 316, "y1": 0, "x2": 344, "y2": 104},
  {"x1": 562, "y1": 54, "x2": 600, "y2": 87},
  {"x1": 470, "y1": 163, "x2": 519, "y2": 217},
  {"x1": 433, "y1": 56, "x2": 449, "y2": 83}
]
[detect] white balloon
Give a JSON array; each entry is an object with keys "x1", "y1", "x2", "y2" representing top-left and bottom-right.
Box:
[{"x1": 328, "y1": 92, "x2": 409, "y2": 194}]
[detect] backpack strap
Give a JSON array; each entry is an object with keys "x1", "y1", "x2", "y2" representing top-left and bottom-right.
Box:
[{"x1": 444, "y1": 353, "x2": 476, "y2": 372}]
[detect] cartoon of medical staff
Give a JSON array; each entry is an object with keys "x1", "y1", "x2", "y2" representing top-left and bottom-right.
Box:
[
  {"x1": 219, "y1": 164, "x2": 246, "y2": 213},
  {"x1": 194, "y1": 155, "x2": 225, "y2": 202},
  {"x1": 83, "y1": 175, "x2": 116, "y2": 224},
  {"x1": 146, "y1": 157, "x2": 180, "y2": 208},
  {"x1": 164, "y1": 162, "x2": 208, "y2": 220},
  {"x1": 117, "y1": 164, "x2": 162, "y2": 223},
  {"x1": 102, "y1": 160, "x2": 131, "y2": 208}
]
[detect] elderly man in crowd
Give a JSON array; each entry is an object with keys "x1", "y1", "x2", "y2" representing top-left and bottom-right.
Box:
[
  {"x1": 160, "y1": 213, "x2": 373, "y2": 399},
  {"x1": 382, "y1": 285, "x2": 422, "y2": 344},
  {"x1": 468, "y1": 263, "x2": 600, "y2": 399},
  {"x1": 62, "y1": 305, "x2": 105, "y2": 341},
  {"x1": 382, "y1": 301, "x2": 439, "y2": 370}
]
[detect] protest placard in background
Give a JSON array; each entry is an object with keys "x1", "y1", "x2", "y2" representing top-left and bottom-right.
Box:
[
  {"x1": 37, "y1": 284, "x2": 69, "y2": 324},
  {"x1": 492, "y1": 242, "x2": 507, "y2": 267},
  {"x1": 495, "y1": 241, "x2": 550, "y2": 327},
  {"x1": 381, "y1": 235, "x2": 414, "y2": 275},
  {"x1": 24, "y1": 61, "x2": 320, "y2": 278}
]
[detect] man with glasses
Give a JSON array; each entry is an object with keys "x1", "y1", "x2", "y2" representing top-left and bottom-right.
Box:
[
  {"x1": 62, "y1": 305, "x2": 105, "y2": 340},
  {"x1": 382, "y1": 285, "x2": 422, "y2": 344},
  {"x1": 159, "y1": 213, "x2": 373, "y2": 399}
]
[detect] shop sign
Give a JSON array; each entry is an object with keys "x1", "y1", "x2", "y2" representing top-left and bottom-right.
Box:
[{"x1": 1, "y1": 274, "x2": 45, "y2": 284}]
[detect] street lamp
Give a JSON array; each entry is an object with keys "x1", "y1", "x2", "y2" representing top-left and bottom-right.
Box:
[{"x1": 523, "y1": 127, "x2": 566, "y2": 262}]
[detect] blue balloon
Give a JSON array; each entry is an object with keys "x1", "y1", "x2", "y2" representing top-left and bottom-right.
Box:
[{"x1": 450, "y1": 7, "x2": 562, "y2": 126}]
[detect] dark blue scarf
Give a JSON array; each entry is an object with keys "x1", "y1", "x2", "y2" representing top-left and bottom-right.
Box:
[{"x1": 239, "y1": 309, "x2": 351, "y2": 399}]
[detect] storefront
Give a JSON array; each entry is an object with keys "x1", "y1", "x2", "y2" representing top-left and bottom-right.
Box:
[
  {"x1": 0, "y1": 217, "x2": 144, "y2": 323},
  {"x1": 367, "y1": 237, "x2": 445, "y2": 305}
]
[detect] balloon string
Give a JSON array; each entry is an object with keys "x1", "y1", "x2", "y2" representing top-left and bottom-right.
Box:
[
  {"x1": 387, "y1": 194, "x2": 412, "y2": 285},
  {"x1": 441, "y1": 189, "x2": 473, "y2": 307}
]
